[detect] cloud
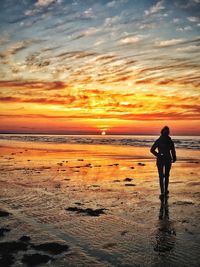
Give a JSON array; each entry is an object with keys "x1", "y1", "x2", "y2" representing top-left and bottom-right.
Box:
[
  {"x1": 104, "y1": 16, "x2": 121, "y2": 27},
  {"x1": 156, "y1": 72, "x2": 200, "y2": 88},
  {"x1": 107, "y1": 1, "x2": 117, "y2": 8},
  {"x1": 93, "y1": 38, "x2": 105, "y2": 46},
  {"x1": 176, "y1": 45, "x2": 199, "y2": 52},
  {"x1": 73, "y1": 27, "x2": 100, "y2": 40},
  {"x1": 173, "y1": 18, "x2": 180, "y2": 23},
  {"x1": 1, "y1": 0, "x2": 199, "y2": 101},
  {"x1": 119, "y1": 36, "x2": 142, "y2": 45},
  {"x1": 56, "y1": 50, "x2": 98, "y2": 60},
  {"x1": 156, "y1": 79, "x2": 174, "y2": 85},
  {"x1": 35, "y1": 0, "x2": 58, "y2": 7},
  {"x1": 176, "y1": 26, "x2": 192, "y2": 31},
  {"x1": 0, "y1": 97, "x2": 20, "y2": 103},
  {"x1": 174, "y1": 0, "x2": 200, "y2": 8},
  {"x1": 83, "y1": 8, "x2": 95, "y2": 19},
  {"x1": 187, "y1": 16, "x2": 199, "y2": 22},
  {"x1": 0, "y1": 36, "x2": 9, "y2": 45},
  {"x1": 164, "y1": 103, "x2": 200, "y2": 113},
  {"x1": 25, "y1": 0, "x2": 61, "y2": 16},
  {"x1": 1, "y1": 109, "x2": 199, "y2": 121},
  {"x1": 0, "y1": 80, "x2": 67, "y2": 90},
  {"x1": 144, "y1": 1, "x2": 165, "y2": 16},
  {"x1": 0, "y1": 96, "x2": 75, "y2": 105},
  {"x1": 0, "y1": 40, "x2": 32, "y2": 59},
  {"x1": 135, "y1": 78, "x2": 157, "y2": 84},
  {"x1": 154, "y1": 38, "x2": 184, "y2": 47},
  {"x1": 139, "y1": 22, "x2": 157, "y2": 30},
  {"x1": 106, "y1": 0, "x2": 128, "y2": 8},
  {"x1": 0, "y1": 40, "x2": 34, "y2": 74}
]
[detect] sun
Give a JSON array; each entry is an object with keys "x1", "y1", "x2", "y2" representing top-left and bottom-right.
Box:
[{"x1": 101, "y1": 131, "x2": 106, "y2": 135}]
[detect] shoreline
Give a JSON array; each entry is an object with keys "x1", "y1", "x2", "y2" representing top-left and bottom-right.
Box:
[{"x1": 0, "y1": 139, "x2": 200, "y2": 161}]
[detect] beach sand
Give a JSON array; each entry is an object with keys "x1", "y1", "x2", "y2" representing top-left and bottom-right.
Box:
[{"x1": 0, "y1": 140, "x2": 200, "y2": 266}]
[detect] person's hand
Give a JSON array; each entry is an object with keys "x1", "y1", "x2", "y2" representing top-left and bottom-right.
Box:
[{"x1": 172, "y1": 159, "x2": 176, "y2": 163}]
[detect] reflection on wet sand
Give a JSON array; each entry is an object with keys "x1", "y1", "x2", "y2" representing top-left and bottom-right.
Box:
[
  {"x1": 0, "y1": 140, "x2": 200, "y2": 266},
  {"x1": 154, "y1": 197, "x2": 176, "y2": 254}
]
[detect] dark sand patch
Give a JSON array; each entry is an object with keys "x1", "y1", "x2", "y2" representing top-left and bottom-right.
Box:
[
  {"x1": 123, "y1": 178, "x2": 132, "y2": 182},
  {"x1": 0, "y1": 210, "x2": 10, "y2": 217},
  {"x1": 22, "y1": 253, "x2": 53, "y2": 266},
  {"x1": 19, "y1": 235, "x2": 31, "y2": 242},
  {"x1": 84, "y1": 164, "x2": 92, "y2": 167},
  {"x1": 102, "y1": 242, "x2": 117, "y2": 249},
  {"x1": 0, "y1": 253, "x2": 15, "y2": 267},
  {"x1": 170, "y1": 181, "x2": 183, "y2": 184},
  {"x1": 194, "y1": 192, "x2": 200, "y2": 197},
  {"x1": 187, "y1": 182, "x2": 200, "y2": 186},
  {"x1": 66, "y1": 207, "x2": 107, "y2": 216},
  {"x1": 121, "y1": 230, "x2": 128, "y2": 236},
  {"x1": 32, "y1": 242, "x2": 69, "y2": 255},
  {"x1": 125, "y1": 184, "x2": 136, "y2": 186},
  {"x1": 74, "y1": 202, "x2": 84, "y2": 206},
  {"x1": 173, "y1": 201, "x2": 194, "y2": 205},
  {"x1": 0, "y1": 241, "x2": 28, "y2": 254},
  {"x1": 138, "y1": 162, "x2": 146, "y2": 166},
  {"x1": 0, "y1": 228, "x2": 10, "y2": 237},
  {"x1": 154, "y1": 242, "x2": 175, "y2": 253}
]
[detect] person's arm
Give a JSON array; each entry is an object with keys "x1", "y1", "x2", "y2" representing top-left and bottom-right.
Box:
[
  {"x1": 171, "y1": 141, "x2": 176, "y2": 162},
  {"x1": 150, "y1": 140, "x2": 159, "y2": 157}
]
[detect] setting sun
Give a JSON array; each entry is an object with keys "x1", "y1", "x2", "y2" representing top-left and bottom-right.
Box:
[{"x1": 101, "y1": 131, "x2": 106, "y2": 135}]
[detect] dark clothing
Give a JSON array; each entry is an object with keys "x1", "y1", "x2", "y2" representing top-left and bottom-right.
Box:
[
  {"x1": 157, "y1": 157, "x2": 171, "y2": 194},
  {"x1": 150, "y1": 135, "x2": 176, "y2": 194},
  {"x1": 150, "y1": 136, "x2": 176, "y2": 162}
]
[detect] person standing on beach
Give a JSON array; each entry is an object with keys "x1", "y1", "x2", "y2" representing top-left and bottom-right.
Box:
[{"x1": 150, "y1": 126, "x2": 176, "y2": 197}]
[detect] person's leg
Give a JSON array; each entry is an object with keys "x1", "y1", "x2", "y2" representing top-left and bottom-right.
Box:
[
  {"x1": 157, "y1": 158, "x2": 164, "y2": 194},
  {"x1": 164, "y1": 161, "x2": 171, "y2": 194}
]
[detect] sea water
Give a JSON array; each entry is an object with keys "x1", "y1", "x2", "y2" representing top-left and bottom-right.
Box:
[{"x1": 0, "y1": 134, "x2": 199, "y2": 150}]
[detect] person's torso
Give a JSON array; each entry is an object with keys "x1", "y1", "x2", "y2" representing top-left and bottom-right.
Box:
[{"x1": 157, "y1": 136, "x2": 173, "y2": 159}]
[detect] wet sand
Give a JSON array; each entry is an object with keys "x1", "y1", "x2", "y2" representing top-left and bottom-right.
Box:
[{"x1": 0, "y1": 140, "x2": 200, "y2": 266}]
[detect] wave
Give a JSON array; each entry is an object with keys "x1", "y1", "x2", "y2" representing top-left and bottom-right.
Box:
[{"x1": 0, "y1": 134, "x2": 199, "y2": 150}]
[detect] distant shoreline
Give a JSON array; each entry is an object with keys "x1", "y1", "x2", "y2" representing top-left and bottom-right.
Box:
[
  {"x1": 0, "y1": 133, "x2": 200, "y2": 137},
  {"x1": 0, "y1": 134, "x2": 199, "y2": 150}
]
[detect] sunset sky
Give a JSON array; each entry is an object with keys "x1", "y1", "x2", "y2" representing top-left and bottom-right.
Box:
[{"x1": 0, "y1": 0, "x2": 200, "y2": 135}]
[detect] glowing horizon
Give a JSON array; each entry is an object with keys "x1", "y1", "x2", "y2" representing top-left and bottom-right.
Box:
[{"x1": 0, "y1": 0, "x2": 199, "y2": 136}]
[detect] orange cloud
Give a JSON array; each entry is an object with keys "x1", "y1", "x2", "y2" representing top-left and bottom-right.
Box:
[
  {"x1": 0, "y1": 80, "x2": 67, "y2": 90},
  {"x1": 0, "y1": 78, "x2": 199, "y2": 135}
]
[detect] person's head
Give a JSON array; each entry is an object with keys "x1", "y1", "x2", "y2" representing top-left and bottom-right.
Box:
[{"x1": 161, "y1": 126, "x2": 170, "y2": 136}]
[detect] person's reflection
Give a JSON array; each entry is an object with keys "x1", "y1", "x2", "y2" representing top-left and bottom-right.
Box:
[{"x1": 154, "y1": 197, "x2": 176, "y2": 253}]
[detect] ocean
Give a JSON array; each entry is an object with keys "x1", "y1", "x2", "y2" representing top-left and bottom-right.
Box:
[{"x1": 0, "y1": 134, "x2": 199, "y2": 150}]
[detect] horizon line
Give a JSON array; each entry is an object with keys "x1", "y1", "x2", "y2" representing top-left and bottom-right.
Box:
[{"x1": 0, "y1": 132, "x2": 199, "y2": 137}]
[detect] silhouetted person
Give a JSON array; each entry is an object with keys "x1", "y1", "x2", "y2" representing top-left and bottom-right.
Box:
[{"x1": 150, "y1": 126, "x2": 176, "y2": 197}]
